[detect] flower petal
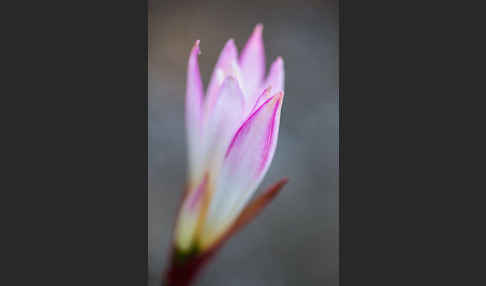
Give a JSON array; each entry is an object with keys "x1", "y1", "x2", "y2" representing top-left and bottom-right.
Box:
[
  {"x1": 200, "y1": 92, "x2": 284, "y2": 249},
  {"x1": 175, "y1": 175, "x2": 208, "y2": 252},
  {"x1": 209, "y1": 178, "x2": 288, "y2": 251},
  {"x1": 263, "y1": 57, "x2": 285, "y2": 94},
  {"x1": 252, "y1": 58, "x2": 284, "y2": 110},
  {"x1": 168, "y1": 178, "x2": 286, "y2": 285},
  {"x1": 224, "y1": 92, "x2": 283, "y2": 194},
  {"x1": 239, "y1": 24, "x2": 265, "y2": 103},
  {"x1": 186, "y1": 40, "x2": 205, "y2": 184},
  {"x1": 205, "y1": 39, "x2": 239, "y2": 113},
  {"x1": 251, "y1": 86, "x2": 272, "y2": 113},
  {"x1": 202, "y1": 76, "x2": 246, "y2": 172},
  {"x1": 168, "y1": 177, "x2": 286, "y2": 286}
]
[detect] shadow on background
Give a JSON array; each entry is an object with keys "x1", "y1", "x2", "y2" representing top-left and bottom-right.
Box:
[{"x1": 149, "y1": 0, "x2": 338, "y2": 285}]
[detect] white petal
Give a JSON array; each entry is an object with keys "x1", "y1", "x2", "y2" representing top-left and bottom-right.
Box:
[
  {"x1": 205, "y1": 39, "x2": 240, "y2": 113},
  {"x1": 252, "y1": 58, "x2": 284, "y2": 111},
  {"x1": 263, "y1": 57, "x2": 285, "y2": 93},
  {"x1": 186, "y1": 40, "x2": 205, "y2": 185},
  {"x1": 174, "y1": 176, "x2": 208, "y2": 251},
  {"x1": 239, "y1": 24, "x2": 265, "y2": 105},
  {"x1": 201, "y1": 77, "x2": 246, "y2": 173},
  {"x1": 200, "y1": 92, "x2": 284, "y2": 249}
]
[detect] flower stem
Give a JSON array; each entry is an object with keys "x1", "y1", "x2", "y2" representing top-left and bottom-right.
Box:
[{"x1": 163, "y1": 247, "x2": 212, "y2": 286}]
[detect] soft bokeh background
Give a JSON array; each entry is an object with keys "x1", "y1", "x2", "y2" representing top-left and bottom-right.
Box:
[{"x1": 148, "y1": 0, "x2": 338, "y2": 285}]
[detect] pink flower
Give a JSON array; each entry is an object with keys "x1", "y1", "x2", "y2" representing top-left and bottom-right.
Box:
[{"x1": 174, "y1": 24, "x2": 286, "y2": 255}]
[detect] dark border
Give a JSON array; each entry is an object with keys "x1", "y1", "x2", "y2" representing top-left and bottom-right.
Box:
[
  {"x1": 340, "y1": 0, "x2": 449, "y2": 285},
  {"x1": 25, "y1": 1, "x2": 150, "y2": 285}
]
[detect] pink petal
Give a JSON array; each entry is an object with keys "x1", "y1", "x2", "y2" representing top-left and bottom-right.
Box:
[
  {"x1": 200, "y1": 92, "x2": 284, "y2": 247},
  {"x1": 252, "y1": 58, "x2": 284, "y2": 111},
  {"x1": 239, "y1": 24, "x2": 265, "y2": 103},
  {"x1": 251, "y1": 86, "x2": 272, "y2": 113},
  {"x1": 224, "y1": 92, "x2": 283, "y2": 179},
  {"x1": 263, "y1": 57, "x2": 285, "y2": 94},
  {"x1": 186, "y1": 40, "x2": 204, "y2": 183},
  {"x1": 205, "y1": 39, "x2": 238, "y2": 113},
  {"x1": 202, "y1": 77, "x2": 246, "y2": 170}
]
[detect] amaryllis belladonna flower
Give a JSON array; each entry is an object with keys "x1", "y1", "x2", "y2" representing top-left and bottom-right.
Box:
[{"x1": 165, "y1": 24, "x2": 287, "y2": 286}]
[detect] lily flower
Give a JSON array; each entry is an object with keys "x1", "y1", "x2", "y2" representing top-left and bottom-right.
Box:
[{"x1": 165, "y1": 24, "x2": 287, "y2": 286}]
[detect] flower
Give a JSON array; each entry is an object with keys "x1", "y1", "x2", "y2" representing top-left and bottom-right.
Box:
[{"x1": 174, "y1": 24, "x2": 287, "y2": 257}]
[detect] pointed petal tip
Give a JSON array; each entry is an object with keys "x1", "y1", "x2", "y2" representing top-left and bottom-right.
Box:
[
  {"x1": 253, "y1": 90, "x2": 283, "y2": 113},
  {"x1": 192, "y1": 40, "x2": 201, "y2": 55},
  {"x1": 239, "y1": 24, "x2": 265, "y2": 93},
  {"x1": 222, "y1": 38, "x2": 236, "y2": 51},
  {"x1": 254, "y1": 23, "x2": 264, "y2": 34},
  {"x1": 268, "y1": 57, "x2": 284, "y2": 74},
  {"x1": 251, "y1": 86, "x2": 273, "y2": 112},
  {"x1": 256, "y1": 91, "x2": 280, "y2": 111},
  {"x1": 247, "y1": 24, "x2": 263, "y2": 42},
  {"x1": 251, "y1": 24, "x2": 263, "y2": 41},
  {"x1": 271, "y1": 91, "x2": 284, "y2": 103}
]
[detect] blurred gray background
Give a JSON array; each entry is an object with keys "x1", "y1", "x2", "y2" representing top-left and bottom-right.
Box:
[{"x1": 148, "y1": 0, "x2": 338, "y2": 285}]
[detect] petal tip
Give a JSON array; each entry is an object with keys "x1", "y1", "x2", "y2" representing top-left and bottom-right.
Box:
[
  {"x1": 223, "y1": 38, "x2": 237, "y2": 52},
  {"x1": 273, "y1": 91, "x2": 284, "y2": 102},
  {"x1": 258, "y1": 91, "x2": 283, "y2": 111},
  {"x1": 248, "y1": 24, "x2": 263, "y2": 42},
  {"x1": 192, "y1": 40, "x2": 201, "y2": 55},
  {"x1": 254, "y1": 23, "x2": 264, "y2": 34}
]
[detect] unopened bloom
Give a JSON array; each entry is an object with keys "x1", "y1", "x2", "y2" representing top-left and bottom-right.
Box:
[{"x1": 174, "y1": 24, "x2": 286, "y2": 257}]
